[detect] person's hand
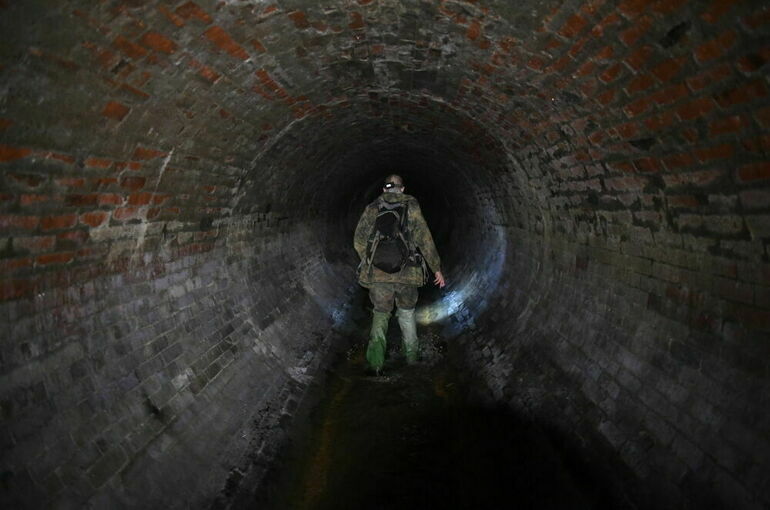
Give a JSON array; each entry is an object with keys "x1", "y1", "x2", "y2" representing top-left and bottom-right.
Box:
[{"x1": 434, "y1": 271, "x2": 446, "y2": 288}]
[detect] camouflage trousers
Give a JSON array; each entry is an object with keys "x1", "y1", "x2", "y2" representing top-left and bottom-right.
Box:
[
  {"x1": 369, "y1": 282, "x2": 419, "y2": 312},
  {"x1": 366, "y1": 283, "x2": 419, "y2": 371}
]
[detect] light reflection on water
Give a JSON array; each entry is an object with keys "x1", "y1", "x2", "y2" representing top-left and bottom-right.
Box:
[{"x1": 416, "y1": 226, "x2": 506, "y2": 328}]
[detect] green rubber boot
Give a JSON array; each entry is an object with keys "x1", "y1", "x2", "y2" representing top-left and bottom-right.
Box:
[
  {"x1": 366, "y1": 311, "x2": 390, "y2": 373},
  {"x1": 397, "y1": 308, "x2": 419, "y2": 364}
]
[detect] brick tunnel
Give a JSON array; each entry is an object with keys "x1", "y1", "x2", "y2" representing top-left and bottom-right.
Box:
[{"x1": 1, "y1": 0, "x2": 769, "y2": 508}]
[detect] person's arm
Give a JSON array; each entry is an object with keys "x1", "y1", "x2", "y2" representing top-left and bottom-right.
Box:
[
  {"x1": 353, "y1": 205, "x2": 375, "y2": 261},
  {"x1": 409, "y1": 200, "x2": 445, "y2": 287}
]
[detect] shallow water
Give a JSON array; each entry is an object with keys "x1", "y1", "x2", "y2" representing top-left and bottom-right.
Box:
[{"x1": 250, "y1": 325, "x2": 608, "y2": 510}]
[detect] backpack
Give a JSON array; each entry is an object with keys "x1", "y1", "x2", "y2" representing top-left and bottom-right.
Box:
[{"x1": 366, "y1": 198, "x2": 411, "y2": 274}]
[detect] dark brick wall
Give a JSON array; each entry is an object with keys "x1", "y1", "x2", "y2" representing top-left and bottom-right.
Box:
[
  {"x1": 0, "y1": 0, "x2": 768, "y2": 508},
  {"x1": 1, "y1": 211, "x2": 354, "y2": 507}
]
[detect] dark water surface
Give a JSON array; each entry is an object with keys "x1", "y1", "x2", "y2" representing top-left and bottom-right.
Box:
[{"x1": 249, "y1": 325, "x2": 611, "y2": 510}]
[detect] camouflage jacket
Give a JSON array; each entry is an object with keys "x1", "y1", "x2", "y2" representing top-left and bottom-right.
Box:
[{"x1": 353, "y1": 192, "x2": 441, "y2": 287}]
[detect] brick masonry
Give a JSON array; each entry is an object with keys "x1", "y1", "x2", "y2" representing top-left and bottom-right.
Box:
[{"x1": 0, "y1": 0, "x2": 768, "y2": 508}]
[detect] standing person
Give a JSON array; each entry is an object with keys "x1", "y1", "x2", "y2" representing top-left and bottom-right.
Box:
[{"x1": 353, "y1": 175, "x2": 446, "y2": 375}]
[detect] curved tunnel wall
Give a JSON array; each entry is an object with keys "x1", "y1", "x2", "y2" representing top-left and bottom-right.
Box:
[{"x1": 1, "y1": 1, "x2": 769, "y2": 508}]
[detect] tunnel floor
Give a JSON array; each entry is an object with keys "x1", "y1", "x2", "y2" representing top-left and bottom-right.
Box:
[{"x1": 247, "y1": 310, "x2": 615, "y2": 510}]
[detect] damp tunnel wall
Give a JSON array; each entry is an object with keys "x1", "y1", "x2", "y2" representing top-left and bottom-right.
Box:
[{"x1": 1, "y1": 1, "x2": 769, "y2": 508}]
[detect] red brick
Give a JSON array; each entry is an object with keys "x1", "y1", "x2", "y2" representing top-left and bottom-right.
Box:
[
  {"x1": 349, "y1": 11, "x2": 365, "y2": 30},
  {"x1": 667, "y1": 195, "x2": 700, "y2": 208},
  {"x1": 611, "y1": 161, "x2": 636, "y2": 173},
  {"x1": 19, "y1": 194, "x2": 50, "y2": 206},
  {"x1": 101, "y1": 101, "x2": 130, "y2": 121},
  {"x1": 663, "y1": 152, "x2": 694, "y2": 170},
  {"x1": 559, "y1": 14, "x2": 588, "y2": 38},
  {"x1": 466, "y1": 20, "x2": 481, "y2": 40},
  {"x1": 133, "y1": 146, "x2": 167, "y2": 160},
  {"x1": 140, "y1": 31, "x2": 177, "y2": 54},
  {"x1": 618, "y1": 0, "x2": 655, "y2": 19},
  {"x1": 1, "y1": 257, "x2": 33, "y2": 272},
  {"x1": 743, "y1": 6, "x2": 770, "y2": 30},
  {"x1": 158, "y1": 5, "x2": 185, "y2": 27},
  {"x1": 623, "y1": 95, "x2": 653, "y2": 117},
  {"x1": 288, "y1": 11, "x2": 310, "y2": 29},
  {"x1": 652, "y1": 0, "x2": 687, "y2": 15},
  {"x1": 113, "y1": 207, "x2": 142, "y2": 221},
  {"x1": 695, "y1": 31, "x2": 736, "y2": 63},
  {"x1": 633, "y1": 158, "x2": 661, "y2": 173},
  {"x1": 686, "y1": 63, "x2": 732, "y2": 91},
  {"x1": 626, "y1": 74, "x2": 655, "y2": 94},
  {"x1": 176, "y1": 1, "x2": 212, "y2": 24},
  {"x1": 204, "y1": 26, "x2": 249, "y2": 60},
  {"x1": 128, "y1": 192, "x2": 153, "y2": 205},
  {"x1": 575, "y1": 60, "x2": 596, "y2": 77},
  {"x1": 120, "y1": 176, "x2": 146, "y2": 191},
  {"x1": 92, "y1": 178, "x2": 118, "y2": 190},
  {"x1": 652, "y1": 83, "x2": 688, "y2": 105},
  {"x1": 594, "y1": 45, "x2": 614, "y2": 62},
  {"x1": 527, "y1": 56, "x2": 546, "y2": 71},
  {"x1": 40, "y1": 214, "x2": 77, "y2": 231},
  {"x1": 596, "y1": 89, "x2": 616, "y2": 105},
  {"x1": 194, "y1": 62, "x2": 220, "y2": 83},
  {"x1": 694, "y1": 143, "x2": 733, "y2": 163},
  {"x1": 45, "y1": 152, "x2": 75, "y2": 164},
  {"x1": 644, "y1": 111, "x2": 676, "y2": 131},
  {"x1": 708, "y1": 115, "x2": 746, "y2": 136},
  {"x1": 591, "y1": 12, "x2": 622, "y2": 37},
  {"x1": 619, "y1": 15, "x2": 651, "y2": 46},
  {"x1": 0, "y1": 215, "x2": 39, "y2": 230},
  {"x1": 36, "y1": 252, "x2": 74, "y2": 266},
  {"x1": 0, "y1": 280, "x2": 35, "y2": 301},
  {"x1": 113, "y1": 35, "x2": 148, "y2": 59},
  {"x1": 588, "y1": 130, "x2": 606, "y2": 145},
  {"x1": 615, "y1": 122, "x2": 638, "y2": 139},
  {"x1": 98, "y1": 193, "x2": 123, "y2": 206},
  {"x1": 0, "y1": 144, "x2": 32, "y2": 162},
  {"x1": 624, "y1": 45, "x2": 653, "y2": 71},
  {"x1": 84, "y1": 157, "x2": 113, "y2": 168},
  {"x1": 80, "y1": 211, "x2": 109, "y2": 227},
  {"x1": 652, "y1": 56, "x2": 686, "y2": 82},
  {"x1": 251, "y1": 39, "x2": 267, "y2": 53},
  {"x1": 56, "y1": 230, "x2": 89, "y2": 246},
  {"x1": 152, "y1": 194, "x2": 170, "y2": 205},
  {"x1": 599, "y1": 63, "x2": 623, "y2": 83},
  {"x1": 702, "y1": 0, "x2": 741, "y2": 23},
  {"x1": 9, "y1": 173, "x2": 45, "y2": 188},
  {"x1": 604, "y1": 175, "x2": 648, "y2": 191},
  {"x1": 677, "y1": 97, "x2": 716, "y2": 120},
  {"x1": 715, "y1": 79, "x2": 768, "y2": 108},
  {"x1": 736, "y1": 47, "x2": 770, "y2": 74},
  {"x1": 568, "y1": 36, "x2": 588, "y2": 58},
  {"x1": 737, "y1": 162, "x2": 770, "y2": 182}
]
